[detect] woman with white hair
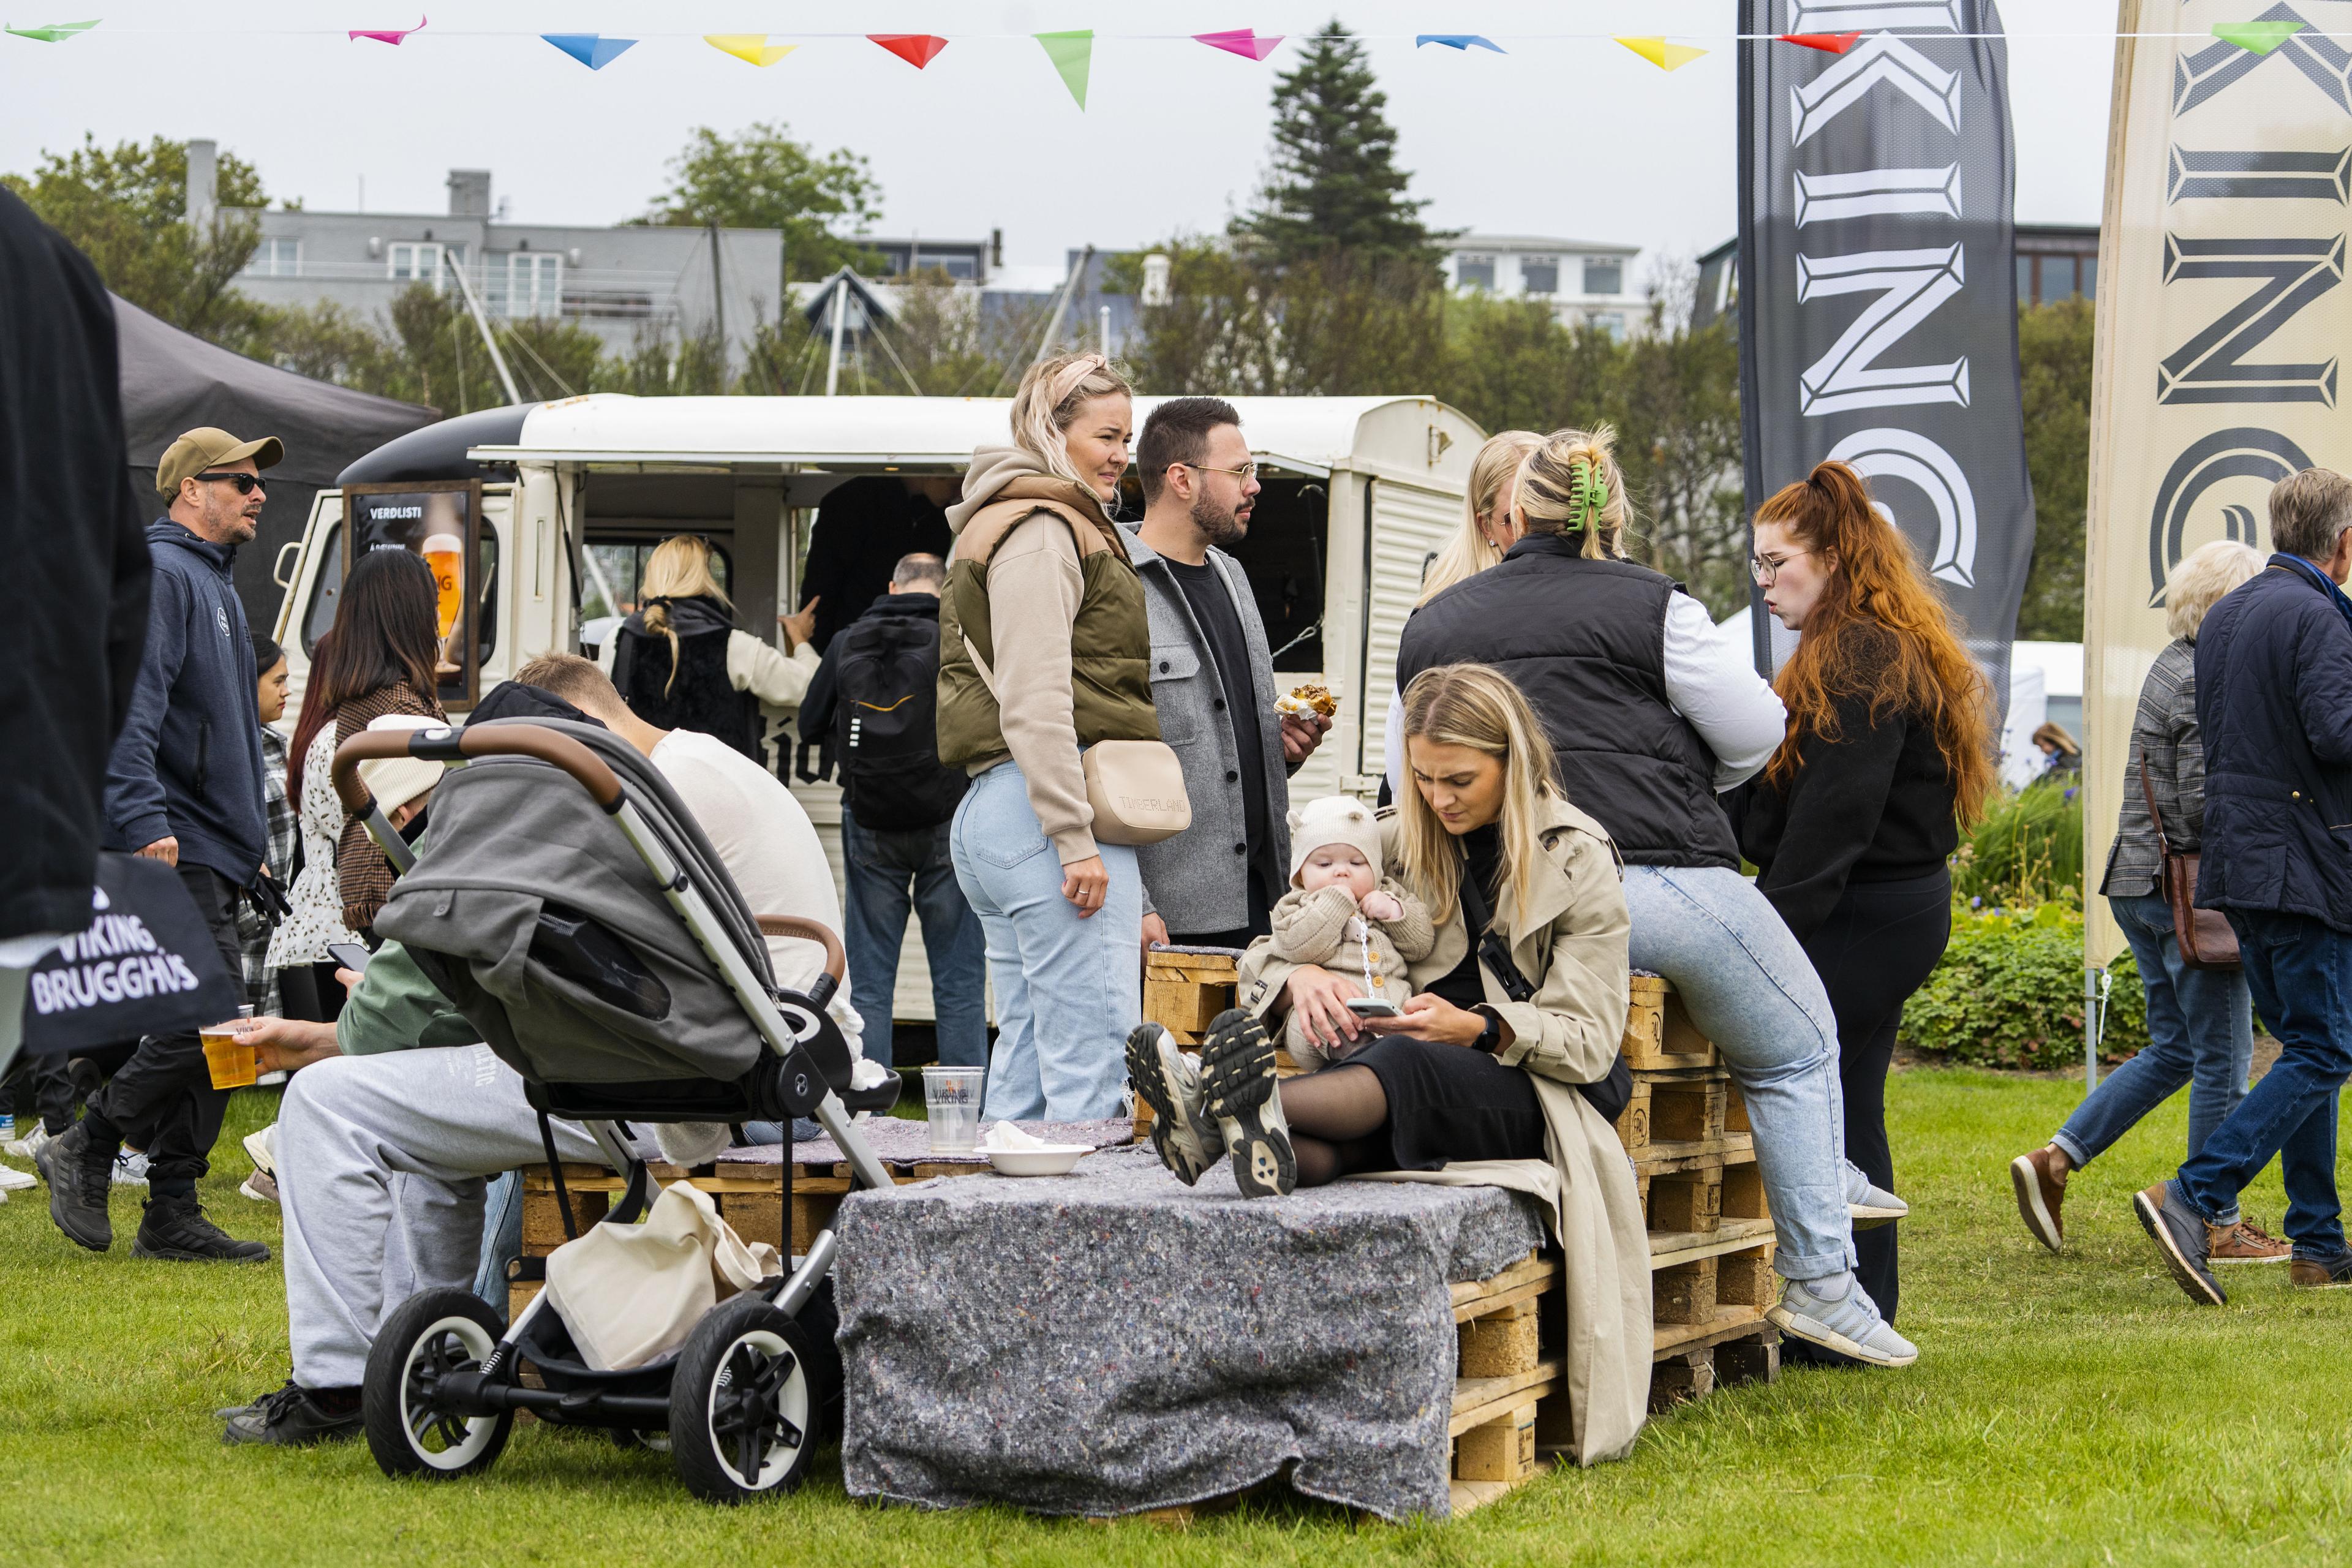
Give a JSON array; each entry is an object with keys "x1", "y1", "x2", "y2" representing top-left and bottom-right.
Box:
[{"x1": 2010, "y1": 540, "x2": 2282, "y2": 1261}]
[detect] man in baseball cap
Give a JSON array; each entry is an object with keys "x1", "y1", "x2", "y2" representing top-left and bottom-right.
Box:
[{"x1": 40, "y1": 426, "x2": 285, "y2": 1264}]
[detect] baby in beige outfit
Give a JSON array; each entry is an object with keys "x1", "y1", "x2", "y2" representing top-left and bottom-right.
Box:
[{"x1": 1256, "y1": 796, "x2": 1436, "y2": 1068}]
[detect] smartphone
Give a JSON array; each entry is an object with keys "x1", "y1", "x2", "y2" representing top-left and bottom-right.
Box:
[
  {"x1": 326, "y1": 942, "x2": 374, "y2": 975},
  {"x1": 1344, "y1": 997, "x2": 1400, "y2": 1019}
]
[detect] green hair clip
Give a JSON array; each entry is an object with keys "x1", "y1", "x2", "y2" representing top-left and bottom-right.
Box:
[{"x1": 1567, "y1": 456, "x2": 1605, "y2": 532}]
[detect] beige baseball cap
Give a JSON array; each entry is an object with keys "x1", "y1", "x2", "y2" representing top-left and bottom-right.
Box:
[{"x1": 156, "y1": 426, "x2": 284, "y2": 497}]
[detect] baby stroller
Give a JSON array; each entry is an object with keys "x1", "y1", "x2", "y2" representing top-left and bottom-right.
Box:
[{"x1": 330, "y1": 716, "x2": 902, "y2": 1503}]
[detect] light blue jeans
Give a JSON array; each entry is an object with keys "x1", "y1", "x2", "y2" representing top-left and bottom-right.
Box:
[
  {"x1": 1624, "y1": 865, "x2": 1854, "y2": 1282},
  {"x1": 2055, "y1": 892, "x2": 2253, "y2": 1223},
  {"x1": 949, "y1": 759, "x2": 1140, "y2": 1121}
]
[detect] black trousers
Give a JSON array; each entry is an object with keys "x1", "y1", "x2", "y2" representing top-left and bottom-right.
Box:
[
  {"x1": 3, "y1": 1050, "x2": 76, "y2": 1135},
  {"x1": 1795, "y1": 869, "x2": 1951, "y2": 1333},
  {"x1": 85, "y1": 862, "x2": 244, "y2": 1197}
]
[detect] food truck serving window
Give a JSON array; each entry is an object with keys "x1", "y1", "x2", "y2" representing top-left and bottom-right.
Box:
[{"x1": 339, "y1": 480, "x2": 488, "y2": 706}]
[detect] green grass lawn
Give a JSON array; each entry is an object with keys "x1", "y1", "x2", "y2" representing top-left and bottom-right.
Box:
[{"x1": 4, "y1": 1068, "x2": 2349, "y2": 1566}]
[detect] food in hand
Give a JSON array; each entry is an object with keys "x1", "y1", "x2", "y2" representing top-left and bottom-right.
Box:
[{"x1": 1276, "y1": 682, "x2": 1337, "y2": 719}]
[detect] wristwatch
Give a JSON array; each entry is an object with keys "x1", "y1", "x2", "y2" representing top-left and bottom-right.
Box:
[{"x1": 1471, "y1": 1006, "x2": 1505, "y2": 1055}]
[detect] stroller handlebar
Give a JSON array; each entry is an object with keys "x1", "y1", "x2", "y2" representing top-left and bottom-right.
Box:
[
  {"x1": 755, "y1": 916, "x2": 848, "y2": 986},
  {"x1": 330, "y1": 724, "x2": 625, "y2": 816}
]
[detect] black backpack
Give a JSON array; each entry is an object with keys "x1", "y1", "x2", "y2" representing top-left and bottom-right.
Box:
[{"x1": 824, "y1": 611, "x2": 965, "y2": 831}]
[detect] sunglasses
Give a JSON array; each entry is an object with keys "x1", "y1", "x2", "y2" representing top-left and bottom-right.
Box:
[{"x1": 194, "y1": 471, "x2": 268, "y2": 495}]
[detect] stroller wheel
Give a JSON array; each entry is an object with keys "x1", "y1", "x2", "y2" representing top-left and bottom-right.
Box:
[
  {"x1": 669, "y1": 1292, "x2": 817, "y2": 1503},
  {"x1": 363, "y1": 1289, "x2": 514, "y2": 1480}
]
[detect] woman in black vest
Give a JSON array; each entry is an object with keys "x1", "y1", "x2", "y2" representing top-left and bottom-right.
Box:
[
  {"x1": 600, "y1": 534, "x2": 818, "y2": 765},
  {"x1": 1737, "y1": 460, "x2": 1995, "y2": 1348},
  {"x1": 1395, "y1": 427, "x2": 1917, "y2": 1368}
]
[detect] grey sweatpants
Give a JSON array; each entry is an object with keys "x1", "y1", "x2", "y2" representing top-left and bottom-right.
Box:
[{"x1": 278, "y1": 1046, "x2": 602, "y2": 1389}]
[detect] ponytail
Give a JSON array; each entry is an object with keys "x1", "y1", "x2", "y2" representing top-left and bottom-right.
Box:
[{"x1": 641, "y1": 598, "x2": 682, "y2": 697}]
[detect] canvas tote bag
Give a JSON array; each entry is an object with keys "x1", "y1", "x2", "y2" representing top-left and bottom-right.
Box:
[{"x1": 542, "y1": 1181, "x2": 780, "y2": 1371}]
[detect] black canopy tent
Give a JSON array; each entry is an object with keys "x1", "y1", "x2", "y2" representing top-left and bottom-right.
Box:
[{"x1": 113, "y1": 295, "x2": 437, "y2": 628}]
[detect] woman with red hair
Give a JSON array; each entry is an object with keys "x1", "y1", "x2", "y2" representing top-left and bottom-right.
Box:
[{"x1": 1738, "y1": 459, "x2": 1996, "y2": 1352}]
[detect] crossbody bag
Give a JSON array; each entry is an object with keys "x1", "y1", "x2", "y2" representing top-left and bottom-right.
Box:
[
  {"x1": 2139, "y1": 755, "x2": 2239, "y2": 971},
  {"x1": 962, "y1": 635, "x2": 1191, "y2": 846},
  {"x1": 1456, "y1": 846, "x2": 1633, "y2": 1123}
]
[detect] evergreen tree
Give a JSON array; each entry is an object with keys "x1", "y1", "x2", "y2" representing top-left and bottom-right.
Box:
[{"x1": 1237, "y1": 22, "x2": 1438, "y2": 270}]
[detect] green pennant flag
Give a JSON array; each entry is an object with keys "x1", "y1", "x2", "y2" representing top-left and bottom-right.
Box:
[
  {"x1": 1035, "y1": 29, "x2": 1092, "y2": 108},
  {"x1": 6, "y1": 18, "x2": 99, "y2": 42},
  {"x1": 2212, "y1": 18, "x2": 2304, "y2": 53}
]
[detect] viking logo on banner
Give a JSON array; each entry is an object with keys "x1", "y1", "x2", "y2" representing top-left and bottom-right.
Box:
[
  {"x1": 2083, "y1": 0, "x2": 2352, "y2": 965},
  {"x1": 1736, "y1": 0, "x2": 2037, "y2": 707}
]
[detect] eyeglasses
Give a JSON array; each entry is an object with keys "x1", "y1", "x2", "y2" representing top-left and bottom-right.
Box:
[
  {"x1": 194, "y1": 471, "x2": 268, "y2": 495},
  {"x1": 1750, "y1": 548, "x2": 1811, "y2": 584},
  {"x1": 1184, "y1": 461, "x2": 1259, "y2": 483}
]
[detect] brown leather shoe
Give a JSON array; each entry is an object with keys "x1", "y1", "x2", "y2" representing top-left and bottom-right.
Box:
[
  {"x1": 2290, "y1": 1253, "x2": 2352, "y2": 1288},
  {"x1": 2210, "y1": 1216, "x2": 2293, "y2": 1265},
  {"x1": 2010, "y1": 1147, "x2": 2067, "y2": 1252}
]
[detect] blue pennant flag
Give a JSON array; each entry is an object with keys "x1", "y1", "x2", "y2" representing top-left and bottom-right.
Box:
[
  {"x1": 542, "y1": 32, "x2": 636, "y2": 69},
  {"x1": 1415, "y1": 34, "x2": 1504, "y2": 53}
]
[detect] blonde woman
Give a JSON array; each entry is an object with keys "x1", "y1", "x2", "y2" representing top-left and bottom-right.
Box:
[
  {"x1": 1395, "y1": 427, "x2": 1919, "y2": 1369},
  {"x1": 937, "y1": 352, "x2": 1155, "y2": 1120},
  {"x1": 597, "y1": 534, "x2": 820, "y2": 765},
  {"x1": 1128, "y1": 663, "x2": 1650, "y2": 1465},
  {"x1": 1381, "y1": 431, "x2": 1542, "y2": 797}
]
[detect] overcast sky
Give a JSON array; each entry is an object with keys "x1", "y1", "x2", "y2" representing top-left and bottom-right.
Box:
[{"x1": 1, "y1": 1, "x2": 2118, "y2": 279}]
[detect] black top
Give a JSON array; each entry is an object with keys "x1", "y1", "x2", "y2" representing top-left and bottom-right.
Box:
[
  {"x1": 799, "y1": 477, "x2": 954, "y2": 655},
  {"x1": 1427, "y1": 824, "x2": 1503, "y2": 1011},
  {"x1": 1737, "y1": 677, "x2": 1959, "y2": 945},
  {"x1": 1165, "y1": 555, "x2": 1274, "y2": 889}
]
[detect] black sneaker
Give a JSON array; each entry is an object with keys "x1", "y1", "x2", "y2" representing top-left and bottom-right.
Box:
[
  {"x1": 133, "y1": 1193, "x2": 271, "y2": 1263},
  {"x1": 2134, "y1": 1182, "x2": 2226, "y2": 1305},
  {"x1": 35, "y1": 1121, "x2": 116, "y2": 1251},
  {"x1": 222, "y1": 1380, "x2": 362, "y2": 1447},
  {"x1": 1195, "y1": 1009, "x2": 1295, "y2": 1199}
]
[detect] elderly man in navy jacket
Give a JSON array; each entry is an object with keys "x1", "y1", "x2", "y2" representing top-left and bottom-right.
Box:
[{"x1": 2136, "y1": 467, "x2": 2352, "y2": 1303}]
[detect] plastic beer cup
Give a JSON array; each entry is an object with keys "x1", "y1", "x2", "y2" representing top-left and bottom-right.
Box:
[
  {"x1": 201, "y1": 1007, "x2": 259, "y2": 1090},
  {"x1": 922, "y1": 1066, "x2": 986, "y2": 1154}
]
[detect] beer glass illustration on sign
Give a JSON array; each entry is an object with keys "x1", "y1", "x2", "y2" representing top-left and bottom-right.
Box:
[{"x1": 423, "y1": 532, "x2": 464, "y2": 638}]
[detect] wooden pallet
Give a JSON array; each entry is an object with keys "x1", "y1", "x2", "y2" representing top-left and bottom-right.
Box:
[{"x1": 1143, "y1": 949, "x2": 1242, "y2": 1044}]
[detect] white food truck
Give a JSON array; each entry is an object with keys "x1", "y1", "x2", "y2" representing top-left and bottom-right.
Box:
[{"x1": 273, "y1": 393, "x2": 1485, "y2": 1027}]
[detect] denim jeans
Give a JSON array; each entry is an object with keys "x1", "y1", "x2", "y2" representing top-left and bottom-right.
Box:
[
  {"x1": 948, "y1": 760, "x2": 1141, "y2": 1122},
  {"x1": 842, "y1": 804, "x2": 989, "y2": 1071},
  {"x1": 2171, "y1": 909, "x2": 2350, "y2": 1258},
  {"x1": 474, "y1": 1169, "x2": 522, "y2": 1321},
  {"x1": 2055, "y1": 892, "x2": 2253, "y2": 1221},
  {"x1": 1624, "y1": 865, "x2": 1853, "y2": 1282}
]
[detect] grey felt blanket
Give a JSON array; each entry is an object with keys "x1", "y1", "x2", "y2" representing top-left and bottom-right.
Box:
[{"x1": 834, "y1": 1146, "x2": 1548, "y2": 1521}]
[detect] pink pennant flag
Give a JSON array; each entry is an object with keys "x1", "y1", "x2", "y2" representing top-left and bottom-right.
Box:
[
  {"x1": 1194, "y1": 29, "x2": 1282, "y2": 61},
  {"x1": 350, "y1": 13, "x2": 424, "y2": 44}
]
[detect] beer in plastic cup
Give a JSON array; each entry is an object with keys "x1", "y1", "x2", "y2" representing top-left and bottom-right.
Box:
[
  {"x1": 422, "y1": 532, "x2": 463, "y2": 638},
  {"x1": 201, "y1": 1007, "x2": 259, "y2": 1090},
  {"x1": 922, "y1": 1066, "x2": 986, "y2": 1154}
]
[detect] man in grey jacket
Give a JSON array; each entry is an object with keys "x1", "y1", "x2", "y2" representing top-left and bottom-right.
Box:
[{"x1": 1128, "y1": 399, "x2": 1328, "y2": 949}]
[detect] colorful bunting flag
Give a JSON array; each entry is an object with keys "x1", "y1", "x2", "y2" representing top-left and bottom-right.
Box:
[
  {"x1": 349, "y1": 15, "x2": 424, "y2": 45},
  {"x1": 541, "y1": 32, "x2": 635, "y2": 69},
  {"x1": 6, "y1": 18, "x2": 97, "y2": 40},
  {"x1": 1035, "y1": 30, "x2": 1093, "y2": 107},
  {"x1": 1778, "y1": 31, "x2": 1862, "y2": 54},
  {"x1": 1415, "y1": 34, "x2": 1503, "y2": 53},
  {"x1": 1194, "y1": 29, "x2": 1282, "y2": 61},
  {"x1": 870, "y1": 33, "x2": 948, "y2": 69},
  {"x1": 704, "y1": 33, "x2": 794, "y2": 67},
  {"x1": 2212, "y1": 18, "x2": 2304, "y2": 53},
  {"x1": 1614, "y1": 35, "x2": 1707, "y2": 71}
]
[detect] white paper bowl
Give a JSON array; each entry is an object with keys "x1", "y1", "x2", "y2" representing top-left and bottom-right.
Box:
[{"x1": 981, "y1": 1144, "x2": 1092, "y2": 1177}]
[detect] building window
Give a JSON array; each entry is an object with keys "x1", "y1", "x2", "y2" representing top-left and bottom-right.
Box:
[
  {"x1": 1591, "y1": 311, "x2": 1627, "y2": 340},
  {"x1": 1521, "y1": 257, "x2": 1559, "y2": 295},
  {"x1": 247, "y1": 239, "x2": 301, "y2": 277},
  {"x1": 502, "y1": 252, "x2": 562, "y2": 319},
  {"x1": 388, "y1": 241, "x2": 444, "y2": 291},
  {"x1": 1584, "y1": 258, "x2": 1623, "y2": 295},
  {"x1": 2080, "y1": 255, "x2": 2097, "y2": 300},
  {"x1": 2045, "y1": 255, "x2": 2076, "y2": 300},
  {"x1": 1456, "y1": 254, "x2": 1496, "y2": 291}
]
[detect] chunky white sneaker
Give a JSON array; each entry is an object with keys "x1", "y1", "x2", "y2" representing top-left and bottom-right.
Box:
[
  {"x1": 113, "y1": 1150, "x2": 151, "y2": 1188},
  {"x1": 4, "y1": 1121, "x2": 52, "y2": 1161},
  {"x1": 1768, "y1": 1274, "x2": 1918, "y2": 1367},
  {"x1": 1125, "y1": 1024, "x2": 1225, "y2": 1186},
  {"x1": 0, "y1": 1163, "x2": 33, "y2": 1192},
  {"x1": 1196, "y1": 1009, "x2": 1295, "y2": 1199},
  {"x1": 243, "y1": 1123, "x2": 277, "y2": 1178}
]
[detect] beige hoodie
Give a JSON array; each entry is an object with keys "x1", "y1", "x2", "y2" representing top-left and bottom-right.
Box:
[{"x1": 947, "y1": 445, "x2": 1106, "y2": 864}]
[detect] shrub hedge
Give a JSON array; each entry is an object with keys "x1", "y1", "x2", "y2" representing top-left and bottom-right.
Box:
[{"x1": 1901, "y1": 903, "x2": 2149, "y2": 1069}]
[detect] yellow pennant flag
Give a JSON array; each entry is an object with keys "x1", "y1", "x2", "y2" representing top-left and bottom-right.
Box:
[
  {"x1": 704, "y1": 34, "x2": 796, "y2": 67},
  {"x1": 1615, "y1": 36, "x2": 1707, "y2": 71}
]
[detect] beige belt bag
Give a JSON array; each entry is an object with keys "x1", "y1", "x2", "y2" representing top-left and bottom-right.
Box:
[{"x1": 964, "y1": 635, "x2": 1192, "y2": 846}]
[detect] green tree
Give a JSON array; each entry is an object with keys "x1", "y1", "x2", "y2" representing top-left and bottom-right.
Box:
[
  {"x1": 2016, "y1": 296, "x2": 2094, "y2": 641},
  {"x1": 643, "y1": 122, "x2": 883, "y2": 281},
  {"x1": 1235, "y1": 21, "x2": 1439, "y2": 271},
  {"x1": 4, "y1": 134, "x2": 272, "y2": 345}
]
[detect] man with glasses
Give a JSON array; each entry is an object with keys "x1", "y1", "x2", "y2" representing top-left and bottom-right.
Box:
[
  {"x1": 1127, "y1": 398, "x2": 1328, "y2": 950},
  {"x1": 40, "y1": 428, "x2": 280, "y2": 1264}
]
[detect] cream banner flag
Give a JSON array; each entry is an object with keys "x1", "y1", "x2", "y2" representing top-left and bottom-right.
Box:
[{"x1": 2084, "y1": 0, "x2": 2352, "y2": 965}]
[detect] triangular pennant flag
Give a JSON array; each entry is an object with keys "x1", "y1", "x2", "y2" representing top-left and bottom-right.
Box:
[
  {"x1": 1415, "y1": 34, "x2": 1504, "y2": 53},
  {"x1": 704, "y1": 33, "x2": 794, "y2": 67},
  {"x1": 2213, "y1": 18, "x2": 2305, "y2": 53},
  {"x1": 1035, "y1": 30, "x2": 1092, "y2": 108},
  {"x1": 6, "y1": 18, "x2": 98, "y2": 41},
  {"x1": 349, "y1": 13, "x2": 424, "y2": 45},
  {"x1": 1778, "y1": 31, "x2": 1863, "y2": 54},
  {"x1": 542, "y1": 32, "x2": 636, "y2": 69},
  {"x1": 1615, "y1": 36, "x2": 1708, "y2": 71},
  {"x1": 869, "y1": 33, "x2": 948, "y2": 69},
  {"x1": 1194, "y1": 29, "x2": 1283, "y2": 62}
]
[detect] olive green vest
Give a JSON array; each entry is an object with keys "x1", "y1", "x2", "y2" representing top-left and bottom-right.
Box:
[{"x1": 936, "y1": 491, "x2": 1158, "y2": 768}]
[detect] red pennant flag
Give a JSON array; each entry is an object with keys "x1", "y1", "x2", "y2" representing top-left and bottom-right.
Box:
[
  {"x1": 870, "y1": 33, "x2": 948, "y2": 69},
  {"x1": 1778, "y1": 31, "x2": 1863, "y2": 54}
]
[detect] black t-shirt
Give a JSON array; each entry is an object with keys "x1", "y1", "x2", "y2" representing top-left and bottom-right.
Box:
[
  {"x1": 1428, "y1": 824, "x2": 1504, "y2": 1012},
  {"x1": 1164, "y1": 556, "x2": 1275, "y2": 894}
]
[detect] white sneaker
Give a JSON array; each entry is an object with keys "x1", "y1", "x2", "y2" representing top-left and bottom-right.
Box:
[
  {"x1": 4, "y1": 1121, "x2": 51, "y2": 1160},
  {"x1": 112, "y1": 1150, "x2": 150, "y2": 1188},
  {"x1": 243, "y1": 1123, "x2": 277, "y2": 1178},
  {"x1": 0, "y1": 1163, "x2": 34, "y2": 1191}
]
